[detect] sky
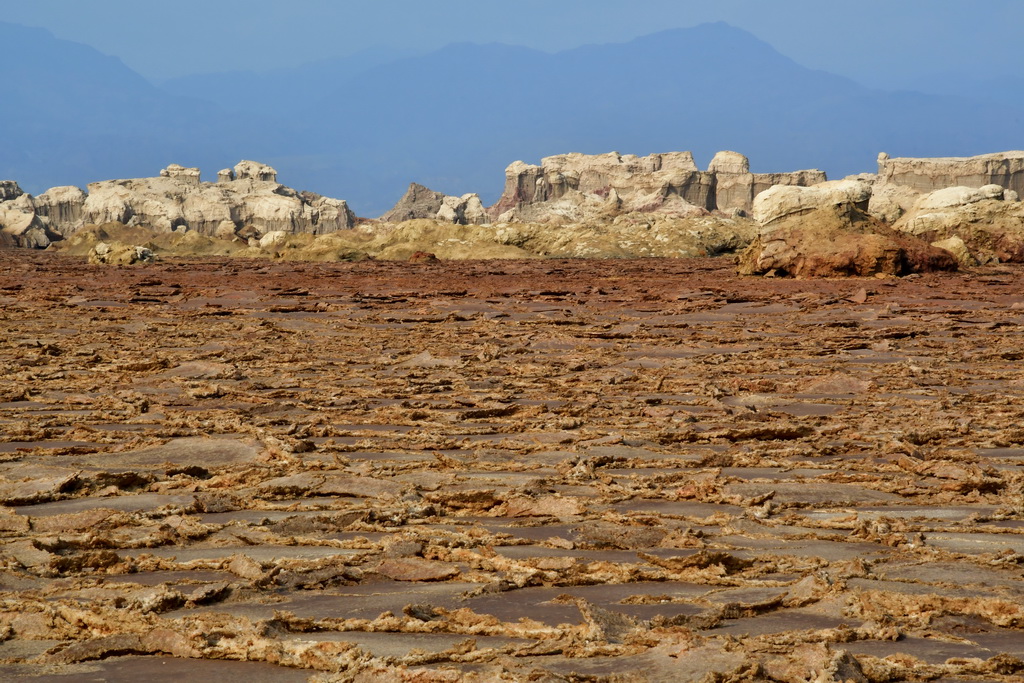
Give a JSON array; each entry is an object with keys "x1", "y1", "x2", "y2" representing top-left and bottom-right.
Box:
[{"x1": 3, "y1": 0, "x2": 1024, "y2": 87}]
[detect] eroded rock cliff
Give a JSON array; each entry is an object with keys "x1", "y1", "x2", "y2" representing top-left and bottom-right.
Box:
[
  {"x1": 877, "y1": 151, "x2": 1024, "y2": 196},
  {"x1": 489, "y1": 151, "x2": 825, "y2": 223},
  {"x1": 82, "y1": 161, "x2": 354, "y2": 236},
  {"x1": 0, "y1": 161, "x2": 355, "y2": 246}
]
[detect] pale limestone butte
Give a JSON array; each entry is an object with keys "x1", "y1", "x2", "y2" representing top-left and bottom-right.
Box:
[
  {"x1": 877, "y1": 151, "x2": 1024, "y2": 196},
  {"x1": 489, "y1": 151, "x2": 825, "y2": 222},
  {"x1": 1, "y1": 161, "x2": 355, "y2": 247},
  {"x1": 82, "y1": 160, "x2": 352, "y2": 236}
]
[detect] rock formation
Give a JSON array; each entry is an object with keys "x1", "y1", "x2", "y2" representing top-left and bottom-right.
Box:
[
  {"x1": 737, "y1": 201, "x2": 958, "y2": 277},
  {"x1": 81, "y1": 161, "x2": 354, "y2": 236},
  {"x1": 489, "y1": 151, "x2": 825, "y2": 223},
  {"x1": 877, "y1": 150, "x2": 1024, "y2": 197},
  {"x1": 159, "y1": 164, "x2": 201, "y2": 186},
  {"x1": 33, "y1": 186, "x2": 87, "y2": 237},
  {"x1": 6, "y1": 149, "x2": 1024, "y2": 272},
  {"x1": 0, "y1": 181, "x2": 23, "y2": 202},
  {"x1": 752, "y1": 178, "x2": 873, "y2": 226},
  {"x1": 868, "y1": 151, "x2": 1024, "y2": 224},
  {"x1": 892, "y1": 184, "x2": 1024, "y2": 264},
  {"x1": 88, "y1": 241, "x2": 155, "y2": 266},
  {"x1": 742, "y1": 155, "x2": 1024, "y2": 275},
  {"x1": 0, "y1": 161, "x2": 355, "y2": 246},
  {"x1": 234, "y1": 160, "x2": 278, "y2": 182},
  {"x1": 0, "y1": 184, "x2": 62, "y2": 248},
  {"x1": 380, "y1": 183, "x2": 489, "y2": 225},
  {"x1": 709, "y1": 151, "x2": 827, "y2": 215}
]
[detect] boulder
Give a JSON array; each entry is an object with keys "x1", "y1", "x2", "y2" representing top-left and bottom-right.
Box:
[
  {"x1": 436, "y1": 193, "x2": 488, "y2": 225},
  {"x1": 930, "y1": 235, "x2": 978, "y2": 267},
  {"x1": 707, "y1": 150, "x2": 750, "y2": 175},
  {"x1": 913, "y1": 184, "x2": 1005, "y2": 210},
  {"x1": 752, "y1": 178, "x2": 872, "y2": 225},
  {"x1": 867, "y1": 180, "x2": 920, "y2": 223},
  {"x1": 258, "y1": 230, "x2": 290, "y2": 250},
  {"x1": 738, "y1": 203, "x2": 959, "y2": 278},
  {"x1": 88, "y1": 241, "x2": 156, "y2": 265}
]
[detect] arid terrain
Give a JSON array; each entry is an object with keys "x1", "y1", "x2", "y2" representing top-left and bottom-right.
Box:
[{"x1": 0, "y1": 249, "x2": 1022, "y2": 682}]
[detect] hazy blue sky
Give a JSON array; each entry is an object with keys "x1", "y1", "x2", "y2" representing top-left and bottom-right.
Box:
[{"x1": 4, "y1": 0, "x2": 1023, "y2": 86}]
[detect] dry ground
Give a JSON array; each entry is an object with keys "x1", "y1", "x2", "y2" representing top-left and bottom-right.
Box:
[{"x1": 0, "y1": 250, "x2": 1022, "y2": 681}]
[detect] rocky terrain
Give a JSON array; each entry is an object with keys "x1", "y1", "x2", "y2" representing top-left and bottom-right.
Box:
[
  {"x1": 0, "y1": 249, "x2": 1022, "y2": 681},
  {"x1": 488, "y1": 151, "x2": 825, "y2": 223},
  {"x1": 0, "y1": 161, "x2": 355, "y2": 250},
  {"x1": 4, "y1": 150, "x2": 1024, "y2": 279}
]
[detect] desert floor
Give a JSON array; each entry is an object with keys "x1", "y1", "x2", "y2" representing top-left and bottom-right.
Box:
[{"x1": 0, "y1": 250, "x2": 1022, "y2": 682}]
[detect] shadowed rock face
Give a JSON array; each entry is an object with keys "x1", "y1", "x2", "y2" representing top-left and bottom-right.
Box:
[
  {"x1": 0, "y1": 181, "x2": 23, "y2": 202},
  {"x1": 381, "y1": 183, "x2": 447, "y2": 223},
  {"x1": 380, "y1": 183, "x2": 489, "y2": 225},
  {"x1": 33, "y1": 186, "x2": 87, "y2": 237}
]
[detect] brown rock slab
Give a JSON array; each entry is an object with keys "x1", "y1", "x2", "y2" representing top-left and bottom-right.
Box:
[
  {"x1": 723, "y1": 482, "x2": 902, "y2": 505},
  {"x1": 375, "y1": 557, "x2": 460, "y2": 582},
  {"x1": 739, "y1": 204, "x2": 958, "y2": 278},
  {"x1": 159, "y1": 361, "x2": 239, "y2": 379},
  {"x1": 316, "y1": 474, "x2": 404, "y2": 498},
  {"x1": 503, "y1": 495, "x2": 586, "y2": 518},
  {"x1": 119, "y1": 437, "x2": 262, "y2": 471},
  {"x1": 0, "y1": 468, "x2": 79, "y2": 505}
]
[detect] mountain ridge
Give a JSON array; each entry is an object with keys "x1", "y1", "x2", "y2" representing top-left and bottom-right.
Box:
[{"x1": 2, "y1": 20, "x2": 1023, "y2": 216}]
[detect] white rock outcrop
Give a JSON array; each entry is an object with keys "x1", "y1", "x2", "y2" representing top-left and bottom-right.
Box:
[
  {"x1": 752, "y1": 178, "x2": 873, "y2": 226},
  {"x1": 0, "y1": 162, "x2": 356, "y2": 246},
  {"x1": 877, "y1": 151, "x2": 1024, "y2": 197},
  {"x1": 0, "y1": 186, "x2": 65, "y2": 248},
  {"x1": 81, "y1": 162, "x2": 354, "y2": 236},
  {"x1": 490, "y1": 151, "x2": 825, "y2": 223},
  {"x1": 891, "y1": 183, "x2": 1024, "y2": 263},
  {"x1": 436, "y1": 194, "x2": 488, "y2": 225},
  {"x1": 913, "y1": 184, "x2": 1006, "y2": 210},
  {"x1": 33, "y1": 186, "x2": 88, "y2": 236}
]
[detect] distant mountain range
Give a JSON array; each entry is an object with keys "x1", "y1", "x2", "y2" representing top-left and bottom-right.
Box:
[{"x1": 3, "y1": 20, "x2": 1023, "y2": 216}]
